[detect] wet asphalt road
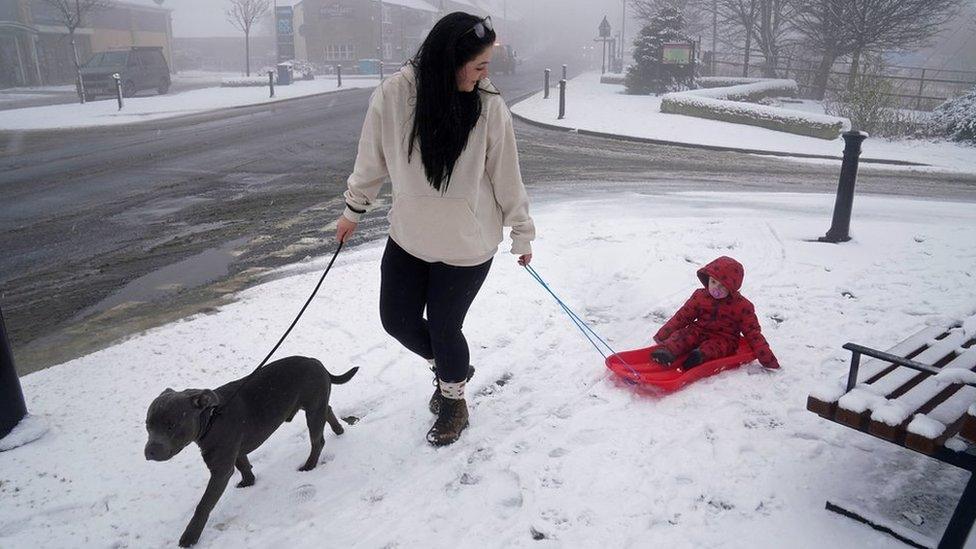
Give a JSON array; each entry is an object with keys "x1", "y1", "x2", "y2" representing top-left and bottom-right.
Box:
[{"x1": 2, "y1": 60, "x2": 976, "y2": 375}]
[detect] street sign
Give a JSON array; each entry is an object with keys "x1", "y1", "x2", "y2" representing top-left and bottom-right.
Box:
[
  {"x1": 276, "y1": 7, "x2": 295, "y2": 62},
  {"x1": 599, "y1": 16, "x2": 611, "y2": 38},
  {"x1": 662, "y1": 42, "x2": 693, "y2": 65}
]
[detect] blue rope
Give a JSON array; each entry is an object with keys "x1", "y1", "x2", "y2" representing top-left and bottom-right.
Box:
[{"x1": 523, "y1": 265, "x2": 641, "y2": 381}]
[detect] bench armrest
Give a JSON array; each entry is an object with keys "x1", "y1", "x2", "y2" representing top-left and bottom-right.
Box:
[{"x1": 842, "y1": 342, "x2": 972, "y2": 392}]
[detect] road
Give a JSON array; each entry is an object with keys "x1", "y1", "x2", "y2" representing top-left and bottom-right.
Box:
[{"x1": 2, "y1": 59, "x2": 975, "y2": 375}]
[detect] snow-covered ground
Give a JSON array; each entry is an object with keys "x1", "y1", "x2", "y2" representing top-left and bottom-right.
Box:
[
  {"x1": 512, "y1": 73, "x2": 976, "y2": 174},
  {"x1": 3, "y1": 189, "x2": 976, "y2": 548},
  {"x1": 0, "y1": 76, "x2": 380, "y2": 131}
]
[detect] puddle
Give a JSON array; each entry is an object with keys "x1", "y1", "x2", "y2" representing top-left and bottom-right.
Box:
[{"x1": 74, "y1": 237, "x2": 249, "y2": 320}]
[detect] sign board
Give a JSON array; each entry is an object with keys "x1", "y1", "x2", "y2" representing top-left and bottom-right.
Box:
[
  {"x1": 320, "y1": 2, "x2": 354, "y2": 19},
  {"x1": 662, "y1": 42, "x2": 693, "y2": 65},
  {"x1": 276, "y1": 6, "x2": 295, "y2": 62},
  {"x1": 598, "y1": 16, "x2": 611, "y2": 38}
]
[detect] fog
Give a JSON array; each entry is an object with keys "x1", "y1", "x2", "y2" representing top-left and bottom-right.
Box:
[{"x1": 159, "y1": 0, "x2": 637, "y2": 54}]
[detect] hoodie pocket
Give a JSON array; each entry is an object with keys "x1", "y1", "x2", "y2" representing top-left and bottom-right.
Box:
[{"x1": 389, "y1": 195, "x2": 486, "y2": 259}]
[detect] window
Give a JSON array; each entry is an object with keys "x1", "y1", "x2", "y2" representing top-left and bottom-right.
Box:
[
  {"x1": 324, "y1": 44, "x2": 354, "y2": 61},
  {"x1": 382, "y1": 5, "x2": 392, "y2": 23}
]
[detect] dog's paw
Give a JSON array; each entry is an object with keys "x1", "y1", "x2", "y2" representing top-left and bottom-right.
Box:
[
  {"x1": 297, "y1": 462, "x2": 317, "y2": 472},
  {"x1": 178, "y1": 532, "x2": 199, "y2": 547},
  {"x1": 236, "y1": 477, "x2": 255, "y2": 488}
]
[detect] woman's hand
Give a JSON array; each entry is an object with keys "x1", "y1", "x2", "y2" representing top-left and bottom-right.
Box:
[
  {"x1": 518, "y1": 254, "x2": 532, "y2": 266},
  {"x1": 337, "y1": 216, "x2": 358, "y2": 242}
]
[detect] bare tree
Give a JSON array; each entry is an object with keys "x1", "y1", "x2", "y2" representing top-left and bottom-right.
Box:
[
  {"x1": 40, "y1": 0, "x2": 113, "y2": 104},
  {"x1": 843, "y1": 0, "x2": 961, "y2": 90},
  {"x1": 751, "y1": 0, "x2": 795, "y2": 77},
  {"x1": 226, "y1": 0, "x2": 271, "y2": 76},
  {"x1": 795, "y1": 0, "x2": 961, "y2": 99},
  {"x1": 717, "y1": 0, "x2": 759, "y2": 76}
]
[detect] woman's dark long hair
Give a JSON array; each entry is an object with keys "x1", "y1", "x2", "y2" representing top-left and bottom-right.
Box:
[{"x1": 408, "y1": 12, "x2": 497, "y2": 192}]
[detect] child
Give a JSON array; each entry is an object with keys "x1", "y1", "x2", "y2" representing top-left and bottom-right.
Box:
[{"x1": 651, "y1": 256, "x2": 780, "y2": 370}]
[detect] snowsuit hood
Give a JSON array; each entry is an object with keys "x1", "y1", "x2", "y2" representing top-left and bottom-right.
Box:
[{"x1": 697, "y1": 256, "x2": 744, "y2": 295}]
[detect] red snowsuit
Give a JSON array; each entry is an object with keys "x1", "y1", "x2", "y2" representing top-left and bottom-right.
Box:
[{"x1": 653, "y1": 256, "x2": 780, "y2": 369}]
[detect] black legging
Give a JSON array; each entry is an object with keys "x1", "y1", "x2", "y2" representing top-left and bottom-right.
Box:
[{"x1": 379, "y1": 238, "x2": 492, "y2": 383}]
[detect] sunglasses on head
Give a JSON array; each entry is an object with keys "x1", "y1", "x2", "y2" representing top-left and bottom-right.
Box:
[{"x1": 463, "y1": 16, "x2": 493, "y2": 39}]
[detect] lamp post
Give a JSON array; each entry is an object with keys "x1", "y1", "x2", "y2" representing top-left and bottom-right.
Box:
[{"x1": 598, "y1": 16, "x2": 612, "y2": 75}]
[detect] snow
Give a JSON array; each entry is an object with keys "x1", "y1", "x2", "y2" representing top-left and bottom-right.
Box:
[
  {"x1": 0, "y1": 415, "x2": 48, "y2": 452},
  {"x1": 907, "y1": 414, "x2": 946, "y2": 439},
  {"x1": 0, "y1": 77, "x2": 380, "y2": 131},
  {"x1": 2, "y1": 190, "x2": 976, "y2": 547},
  {"x1": 512, "y1": 72, "x2": 976, "y2": 173}
]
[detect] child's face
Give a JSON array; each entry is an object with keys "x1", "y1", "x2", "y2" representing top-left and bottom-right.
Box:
[{"x1": 708, "y1": 277, "x2": 729, "y2": 299}]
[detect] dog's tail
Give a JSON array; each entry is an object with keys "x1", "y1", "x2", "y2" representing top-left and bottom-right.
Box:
[{"x1": 329, "y1": 367, "x2": 359, "y2": 385}]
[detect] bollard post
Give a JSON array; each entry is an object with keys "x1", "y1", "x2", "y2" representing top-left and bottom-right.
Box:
[
  {"x1": 379, "y1": 61, "x2": 384, "y2": 80},
  {"x1": 113, "y1": 73, "x2": 123, "y2": 110},
  {"x1": 558, "y1": 79, "x2": 566, "y2": 120},
  {"x1": 819, "y1": 131, "x2": 868, "y2": 243},
  {"x1": 268, "y1": 70, "x2": 275, "y2": 98},
  {"x1": 337, "y1": 64, "x2": 342, "y2": 88},
  {"x1": 544, "y1": 69, "x2": 551, "y2": 99},
  {"x1": 562, "y1": 64, "x2": 567, "y2": 81},
  {"x1": 0, "y1": 305, "x2": 28, "y2": 440}
]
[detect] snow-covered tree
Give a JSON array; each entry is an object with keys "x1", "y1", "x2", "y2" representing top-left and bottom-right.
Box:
[
  {"x1": 930, "y1": 87, "x2": 976, "y2": 143},
  {"x1": 625, "y1": 5, "x2": 696, "y2": 94}
]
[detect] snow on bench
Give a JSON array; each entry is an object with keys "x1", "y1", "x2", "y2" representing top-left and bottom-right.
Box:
[{"x1": 808, "y1": 316, "x2": 976, "y2": 456}]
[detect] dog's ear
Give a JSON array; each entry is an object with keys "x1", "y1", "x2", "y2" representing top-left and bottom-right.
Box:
[
  {"x1": 162, "y1": 388, "x2": 175, "y2": 395},
  {"x1": 192, "y1": 390, "x2": 219, "y2": 409}
]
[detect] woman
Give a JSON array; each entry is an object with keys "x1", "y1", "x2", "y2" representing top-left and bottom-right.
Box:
[{"x1": 335, "y1": 13, "x2": 536, "y2": 446}]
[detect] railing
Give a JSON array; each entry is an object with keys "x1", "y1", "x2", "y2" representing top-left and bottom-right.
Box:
[{"x1": 707, "y1": 57, "x2": 976, "y2": 111}]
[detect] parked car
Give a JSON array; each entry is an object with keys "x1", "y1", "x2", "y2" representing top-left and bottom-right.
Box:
[
  {"x1": 492, "y1": 44, "x2": 519, "y2": 76},
  {"x1": 80, "y1": 46, "x2": 170, "y2": 101}
]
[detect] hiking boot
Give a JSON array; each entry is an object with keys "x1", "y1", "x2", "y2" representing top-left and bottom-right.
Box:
[
  {"x1": 682, "y1": 349, "x2": 704, "y2": 369},
  {"x1": 426, "y1": 397, "x2": 469, "y2": 446},
  {"x1": 651, "y1": 348, "x2": 676, "y2": 366},
  {"x1": 429, "y1": 365, "x2": 475, "y2": 415}
]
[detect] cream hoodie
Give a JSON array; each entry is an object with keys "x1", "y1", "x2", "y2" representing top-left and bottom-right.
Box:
[{"x1": 342, "y1": 65, "x2": 535, "y2": 267}]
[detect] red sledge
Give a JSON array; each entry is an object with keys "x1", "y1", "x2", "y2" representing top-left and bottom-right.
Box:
[{"x1": 605, "y1": 339, "x2": 757, "y2": 392}]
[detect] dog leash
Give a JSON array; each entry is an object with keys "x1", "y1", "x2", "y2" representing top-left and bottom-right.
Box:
[{"x1": 199, "y1": 241, "x2": 345, "y2": 439}]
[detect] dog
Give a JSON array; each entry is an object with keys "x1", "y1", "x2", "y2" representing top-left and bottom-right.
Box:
[{"x1": 144, "y1": 356, "x2": 358, "y2": 547}]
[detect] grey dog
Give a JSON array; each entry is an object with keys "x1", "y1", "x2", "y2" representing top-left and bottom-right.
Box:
[{"x1": 144, "y1": 356, "x2": 358, "y2": 547}]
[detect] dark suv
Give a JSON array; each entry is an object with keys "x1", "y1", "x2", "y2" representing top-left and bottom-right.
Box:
[{"x1": 80, "y1": 47, "x2": 171, "y2": 100}]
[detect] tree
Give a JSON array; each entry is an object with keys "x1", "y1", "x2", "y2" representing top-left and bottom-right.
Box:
[
  {"x1": 226, "y1": 0, "x2": 271, "y2": 76},
  {"x1": 40, "y1": 0, "x2": 113, "y2": 104},
  {"x1": 631, "y1": 0, "x2": 712, "y2": 38},
  {"x1": 794, "y1": 0, "x2": 961, "y2": 100},
  {"x1": 751, "y1": 0, "x2": 795, "y2": 77},
  {"x1": 716, "y1": 0, "x2": 758, "y2": 76},
  {"x1": 843, "y1": 0, "x2": 961, "y2": 91},
  {"x1": 625, "y1": 5, "x2": 696, "y2": 94}
]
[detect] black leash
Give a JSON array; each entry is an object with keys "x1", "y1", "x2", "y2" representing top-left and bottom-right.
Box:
[{"x1": 199, "y1": 241, "x2": 345, "y2": 439}]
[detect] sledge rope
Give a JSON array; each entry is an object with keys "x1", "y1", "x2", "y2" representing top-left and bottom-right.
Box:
[{"x1": 523, "y1": 264, "x2": 640, "y2": 380}]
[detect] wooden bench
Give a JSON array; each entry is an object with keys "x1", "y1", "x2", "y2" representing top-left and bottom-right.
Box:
[{"x1": 807, "y1": 318, "x2": 976, "y2": 549}]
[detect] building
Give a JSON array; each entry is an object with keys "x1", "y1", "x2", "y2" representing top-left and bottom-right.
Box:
[
  {"x1": 0, "y1": 0, "x2": 173, "y2": 89},
  {"x1": 294, "y1": 0, "x2": 439, "y2": 70}
]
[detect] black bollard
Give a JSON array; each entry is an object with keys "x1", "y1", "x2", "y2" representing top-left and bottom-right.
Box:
[
  {"x1": 337, "y1": 64, "x2": 342, "y2": 88},
  {"x1": 544, "y1": 69, "x2": 551, "y2": 99},
  {"x1": 820, "y1": 131, "x2": 868, "y2": 243},
  {"x1": 558, "y1": 79, "x2": 566, "y2": 120},
  {"x1": 113, "y1": 73, "x2": 124, "y2": 111},
  {"x1": 0, "y1": 305, "x2": 28, "y2": 440},
  {"x1": 379, "y1": 61, "x2": 384, "y2": 80},
  {"x1": 268, "y1": 71, "x2": 275, "y2": 98}
]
